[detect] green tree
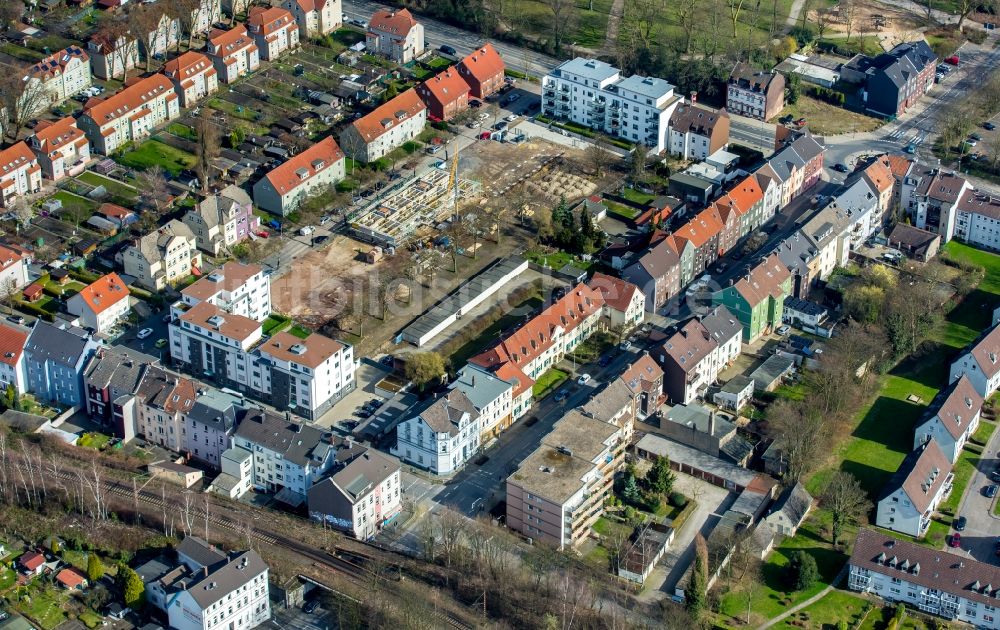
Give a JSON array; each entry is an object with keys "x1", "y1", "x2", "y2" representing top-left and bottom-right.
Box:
[
  {"x1": 621, "y1": 473, "x2": 641, "y2": 506},
  {"x1": 3, "y1": 383, "x2": 15, "y2": 411},
  {"x1": 122, "y1": 566, "x2": 145, "y2": 609},
  {"x1": 229, "y1": 126, "x2": 246, "y2": 149},
  {"x1": 645, "y1": 456, "x2": 675, "y2": 496},
  {"x1": 786, "y1": 73, "x2": 801, "y2": 105},
  {"x1": 786, "y1": 550, "x2": 818, "y2": 591},
  {"x1": 87, "y1": 554, "x2": 105, "y2": 582},
  {"x1": 686, "y1": 534, "x2": 708, "y2": 618},
  {"x1": 403, "y1": 352, "x2": 446, "y2": 392}
]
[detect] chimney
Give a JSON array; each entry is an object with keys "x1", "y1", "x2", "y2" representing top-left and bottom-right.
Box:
[
  {"x1": 203, "y1": 566, "x2": 209, "y2": 577},
  {"x1": 708, "y1": 410, "x2": 716, "y2": 436},
  {"x1": 690, "y1": 91, "x2": 697, "y2": 103},
  {"x1": 472, "y1": 373, "x2": 476, "y2": 387}
]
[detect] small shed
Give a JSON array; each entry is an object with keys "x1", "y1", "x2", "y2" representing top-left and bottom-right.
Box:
[
  {"x1": 366, "y1": 247, "x2": 384, "y2": 264},
  {"x1": 713, "y1": 375, "x2": 755, "y2": 412},
  {"x1": 73, "y1": 240, "x2": 99, "y2": 257},
  {"x1": 763, "y1": 481, "x2": 813, "y2": 537},
  {"x1": 22, "y1": 282, "x2": 44, "y2": 302},
  {"x1": 50, "y1": 268, "x2": 71, "y2": 285},
  {"x1": 148, "y1": 460, "x2": 203, "y2": 488}
]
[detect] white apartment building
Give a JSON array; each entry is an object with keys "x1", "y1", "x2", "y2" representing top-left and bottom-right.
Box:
[
  {"x1": 189, "y1": 0, "x2": 223, "y2": 39},
  {"x1": 66, "y1": 272, "x2": 131, "y2": 334},
  {"x1": 232, "y1": 409, "x2": 336, "y2": 497},
  {"x1": 207, "y1": 25, "x2": 260, "y2": 84},
  {"x1": 178, "y1": 261, "x2": 271, "y2": 323},
  {"x1": 0, "y1": 142, "x2": 42, "y2": 207},
  {"x1": 392, "y1": 389, "x2": 481, "y2": 475},
  {"x1": 913, "y1": 375, "x2": 983, "y2": 464},
  {"x1": 135, "y1": 367, "x2": 197, "y2": 455},
  {"x1": 121, "y1": 220, "x2": 202, "y2": 291},
  {"x1": 142, "y1": 13, "x2": 182, "y2": 59},
  {"x1": 339, "y1": 89, "x2": 426, "y2": 163},
  {"x1": 541, "y1": 58, "x2": 681, "y2": 153},
  {"x1": 308, "y1": 447, "x2": 402, "y2": 540},
  {"x1": 27, "y1": 46, "x2": 92, "y2": 110},
  {"x1": 281, "y1": 0, "x2": 342, "y2": 38},
  {"x1": 247, "y1": 7, "x2": 299, "y2": 61},
  {"x1": 848, "y1": 529, "x2": 1000, "y2": 629},
  {"x1": 163, "y1": 51, "x2": 219, "y2": 108},
  {"x1": 589, "y1": 272, "x2": 645, "y2": 331},
  {"x1": 86, "y1": 34, "x2": 139, "y2": 81},
  {"x1": 950, "y1": 321, "x2": 1000, "y2": 399},
  {"x1": 450, "y1": 363, "x2": 513, "y2": 441},
  {"x1": 954, "y1": 189, "x2": 1000, "y2": 251},
  {"x1": 0, "y1": 322, "x2": 28, "y2": 395},
  {"x1": 210, "y1": 447, "x2": 254, "y2": 498},
  {"x1": 28, "y1": 117, "x2": 90, "y2": 181},
  {"x1": 252, "y1": 136, "x2": 345, "y2": 215},
  {"x1": 366, "y1": 8, "x2": 424, "y2": 63},
  {"x1": 78, "y1": 74, "x2": 180, "y2": 155},
  {"x1": 875, "y1": 439, "x2": 953, "y2": 538},
  {"x1": 0, "y1": 245, "x2": 30, "y2": 293}
]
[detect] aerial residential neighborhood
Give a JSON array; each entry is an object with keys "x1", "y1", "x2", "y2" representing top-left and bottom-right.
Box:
[{"x1": 1, "y1": 0, "x2": 1000, "y2": 628}]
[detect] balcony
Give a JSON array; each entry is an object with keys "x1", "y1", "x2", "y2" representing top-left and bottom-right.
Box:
[{"x1": 544, "y1": 89, "x2": 556, "y2": 97}]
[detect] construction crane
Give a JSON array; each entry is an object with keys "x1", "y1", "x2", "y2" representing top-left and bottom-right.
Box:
[{"x1": 448, "y1": 148, "x2": 460, "y2": 220}]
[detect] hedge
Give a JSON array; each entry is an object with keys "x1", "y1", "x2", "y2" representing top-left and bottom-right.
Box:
[
  {"x1": 809, "y1": 86, "x2": 846, "y2": 106},
  {"x1": 14, "y1": 300, "x2": 54, "y2": 322},
  {"x1": 69, "y1": 268, "x2": 101, "y2": 284}
]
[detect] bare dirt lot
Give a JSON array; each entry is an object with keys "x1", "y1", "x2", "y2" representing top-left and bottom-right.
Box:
[{"x1": 811, "y1": 0, "x2": 926, "y2": 47}]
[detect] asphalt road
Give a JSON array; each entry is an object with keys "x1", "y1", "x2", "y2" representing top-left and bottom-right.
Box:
[
  {"x1": 342, "y1": 0, "x2": 561, "y2": 77},
  {"x1": 952, "y1": 424, "x2": 1000, "y2": 565}
]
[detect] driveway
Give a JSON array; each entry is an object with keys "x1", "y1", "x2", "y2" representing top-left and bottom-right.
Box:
[{"x1": 952, "y1": 424, "x2": 1000, "y2": 565}]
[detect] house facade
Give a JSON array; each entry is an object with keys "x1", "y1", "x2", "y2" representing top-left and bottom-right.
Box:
[
  {"x1": 391, "y1": 389, "x2": 480, "y2": 475},
  {"x1": 913, "y1": 374, "x2": 983, "y2": 464},
  {"x1": 0, "y1": 323, "x2": 28, "y2": 395},
  {"x1": 28, "y1": 117, "x2": 90, "y2": 181},
  {"x1": 339, "y1": 90, "x2": 427, "y2": 163},
  {"x1": 307, "y1": 447, "x2": 402, "y2": 540},
  {"x1": 78, "y1": 74, "x2": 180, "y2": 155},
  {"x1": 86, "y1": 34, "x2": 139, "y2": 80},
  {"x1": 726, "y1": 63, "x2": 785, "y2": 121},
  {"x1": 621, "y1": 238, "x2": 681, "y2": 312},
  {"x1": 658, "y1": 306, "x2": 742, "y2": 404},
  {"x1": 122, "y1": 220, "x2": 202, "y2": 291},
  {"x1": 183, "y1": 185, "x2": 259, "y2": 255},
  {"x1": 449, "y1": 363, "x2": 513, "y2": 441},
  {"x1": 28, "y1": 46, "x2": 92, "y2": 108},
  {"x1": 207, "y1": 25, "x2": 260, "y2": 84},
  {"x1": 589, "y1": 272, "x2": 645, "y2": 330},
  {"x1": 950, "y1": 322, "x2": 1000, "y2": 399},
  {"x1": 247, "y1": 7, "x2": 299, "y2": 60},
  {"x1": 281, "y1": 0, "x2": 342, "y2": 38},
  {"x1": 876, "y1": 440, "x2": 953, "y2": 538},
  {"x1": 232, "y1": 409, "x2": 336, "y2": 497},
  {"x1": 66, "y1": 272, "x2": 131, "y2": 334},
  {"x1": 857, "y1": 41, "x2": 936, "y2": 118},
  {"x1": 366, "y1": 8, "x2": 424, "y2": 63},
  {"x1": 24, "y1": 322, "x2": 100, "y2": 407},
  {"x1": 163, "y1": 51, "x2": 219, "y2": 108},
  {"x1": 667, "y1": 103, "x2": 730, "y2": 161},
  {"x1": 416, "y1": 68, "x2": 470, "y2": 122},
  {"x1": 178, "y1": 261, "x2": 271, "y2": 323},
  {"x1": 456, "y1": 43, "x2": 505, "y2": 99},
  {"x1": 712, "y1": 254, "x2": 792, "y2": 343},
  {"x1": 0, "y1": 142, "x2": 42, "y2": 207},
  {"x1": 252, "y1": 136, "x2": 345, "y2": 215}
]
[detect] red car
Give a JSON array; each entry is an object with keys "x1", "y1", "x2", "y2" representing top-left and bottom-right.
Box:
[
  {"x1": 945, "y1": 55, "x2": 960, "y2": 66},
  {"x1": 949, "y1": 533, "x2": 962, "y2": 548},
  {"x1": 256, "y1": 231, "x2": 270, "y2": 239},
  {"x1": 795, "y1": 118, "x2": 807, "y2": 126},
  {"x1": 478, "y1": 131, "x2": 492, "y2": 140}
]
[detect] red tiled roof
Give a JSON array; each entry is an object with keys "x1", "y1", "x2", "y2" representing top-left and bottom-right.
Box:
[
  {"x1": 29, "y1": 46, "x2": 89, "y2": 80},
  {"x1": 209, "y1": 25, "x2": 257, "y2": 56},
  {"x1": 863, "y1": 156, "x2": 894, "y2": 194},
  {"x1": 349, "y1": 89, "x2": 426, "y2": 142},
  {"x1": 672, "y1": 205, "x2": 724, "y2": 249},
  {"x1": 0, "y1": 244, "x2": 25, "y2": 274},
  {"x1": 416, "y1": 68, "x2": 469, "y2": 108},
  {"x1": 98, "y1": 203, "x2": 133, "y2": 220},
  {"x1": 248, "y1": 6, "x2": 294, "y2": 36},
  {"x1": 368, "y1": 8, "x2": 418, "y2": 36},
  {"x1": 885, "y1": 154, "x2": 913, "y2": 179},
  {"x1": 82, "y1": 74, "x2": 176, "y2": 126},
  {"x1": 56, "y1": 568, "x2": 86, "y2": 589},
  {"x1": 76, "y1": 272, "x2": 130, "y2": 316},
  {"x1": 457, "y1": 43, "x2": 504, "y2": 85},
  {"x1": 0, "y1": 142, "x2": 37, "y2": 175},
  {"x1": 726, "y1": 175, "x2": 763, "y2": 213},
  {"x1": 264, "y1": 136, "x2": 344, "y2": 195},
  {"x1": 19, "y1": 551, "x2": 44, "y2": 571},
  {"x1": 0, "y1": 323, "x2": 28, "y2": 368},
  {"x1": 163, "y1": 51, "x2": 215, "y2": 83},
  {"x1": 588, "y1": 272, "x2": 640, "y2": 313},
  {"x1": 732, "y1": 254, "x2": 790, "y2": 305},
  {"x1": 31, "y1": 117, "x2": 85, "y2": 153},
  {"x1": 493, "y1": 361, "x2": 533, "y2": 399},
  {"x1": 22, "y1": 283, "x2": 43, "y2": 300}
]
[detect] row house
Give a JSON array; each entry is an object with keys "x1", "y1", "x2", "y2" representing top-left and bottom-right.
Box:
[
  {"x1": 121, "y1": 220, "x2": 202, "y2": 291},
  {"x1": 768, "y1": 133, "x2": 826, "y2": 207},
  {"x1": 27, "y1": 46, "x2": 92, "y2": 110},
  {"x1": 449, "y1": 363, "x2": 514, "y2": 441},
  {"x1": 416, "y1": 67, "x2": 470, "y2": 122},
  {"x1": 580, "y1": 378, "x2": 637, "y2": 439},
  {"x1": 541, "y1": 58, "x2": 681, "y2": 153},
  {"x1": 950, "y1": 321, "x2": 1000, "y2": 400},
  {"x1": 875, "y1": 439, "x2": 952, "y2": 538},
  {"x1": 207, "y1": 25, "x2": 260, "y2": 84},
  {"x1": 726, "y1": 63, "x2": 785, "y2": 121},
  {"x1": 827, "y1": 175, "x2": 882, "y2": 248},
  {"x1": 667, "y1": 102, "x2": 730, "y2": 161},
  {"x1": 86, "y1": 33, "x2": 139, "y2": 80},
  {"x1": 506, "y1": 410, "x2": 626, "y2": 549},
  {"x1": 163, "y1": 51, "x2": 219, "y2": 108},
  {"x1": 850, "y1": 40, "x2": 936, "y2": 118},
  {"x1": 904, "y1": 166, "x2": 971, "y2": 241},
  {"x1": 657, "y1": 306, "x2": 742, "y2": 404},
  {"x1": 247, "y1": 7, "x2": 299, "y2": 61},
  {"x1": 366, "y1": 8, "x2": 424, "y2": 63},
  {"x1": 66, "y1": 272, "x2": 131, "y2": 334},
  {"x1": 619, "y1": 353, "x2": 664, "y2": 418},
  {"x1": 456, "y1": 43, "x2": 505, "y2": 99},
  {"x1": 141, "y1": 13, "x2": 182, "y2": 59},
  {"x1": 182, "y1": 185, "x2": 259, "y2": 255},
  {"x1": 24, "y1": 321, "x2": 100, "y2": 408},
  {"x1": 0, "y1": 142, "x2": 42, "y2": 207},
  {"x1": 281, "y1": 0, "x2": 342, "y2": 38},
  {"x1": 860, "y1": 155, "x2": 896, "y2": 227},
  {"x1": 621, "y1": 235, "x2": 681, "y2": 313},
  {"x1": 83, "y1": 345, "x2": 154, "y2": 441},
  {"x1": 28, "y1": 117, "x2": 90, "y2": 181},
  {"x1": 588, "y1": 272, "x2": 645, "y2": 331},
  {"x1": 308, "y1": 446, "x2": 401, "y2": 540},
  {"x1": 78, "y1": 74, "x2": 180, "y2": 155},
  {"x1": 719, "y1": 174, "x2": 766, "y2": 235},
  {"x1": 848, "y1": 528, "x2": 1000, "y2": 628},
  {"x1": 668, "y1": 205, "x2": 725, "y2": 287},
  {"x1": 954, "y1": 189, "x2": 1000, "y2": 251},
  {"x1": 252, "y1": 136, "x2": 345, "y2": 215},
  {"x1": 188, "y1": 0, "x2": 223, "y2": 39},
  {"x1": 178, "y1": 261, "x2": 271, "y2": 323},
  {"x1": 134, "y1": 366, "x2": 198, "y2": 455},
  {"x1": 392, "y1": 389, "x2": 480, "y2": 475},
  {"x1": 913, "y1": 375, "x2": 982, "y2": 464},
  {"x1": 712, "y1": 254, "x2": 792, "y2": 343},
  {"x1": 340, "y1": 89, "x2": 427, "y2": 163},
  {"x1": 0, "y1": 323, "x2": 28, "y2": 395}
]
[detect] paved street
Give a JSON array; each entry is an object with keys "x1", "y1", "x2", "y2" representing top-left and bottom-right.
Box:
[
  {"x1": 268, "y1": 603, "x2": 334, "y2": 630},
  {"x1": 952, "y1": 424, "x2": 1000, "y2": 565}
]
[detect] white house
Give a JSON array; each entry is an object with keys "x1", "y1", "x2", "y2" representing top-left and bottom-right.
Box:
[
  {"x1": 121, "y1": 220, "x2": 202, "y2": 291},
  {"x1": 163, "y1": 51, "x2": 219, "y2": 108},
  {"x1": 252, "y1": 136, "x2": 345, "y2": 215},
  {"x1": 392, "y1": 389, "x2": 480, "y2": 475},
  {"x1": 914, "y1": 374, "x2": 983, "y2": 464},
  {"x1": 178, "y1": 261, "x2": 271, "y2": 323},
  {"x1": 86, "y1": 33, "x2": 139, "y2": 81},
  {"x1": 954, "y1": 188, "x2": 1000, "y2": 252},
  {"x1": 950, "y1": 322, "x2": 1000, "y2": 399},
  {"x1": 589, "y1": 272, "x2": 645, "y2": 331},
  {"x1": 281, "y1": 0, "x2": 341, "y2": 38},
  {"x1": 66, "y1": 273, "x2": 131, "y2": 334},
  {"x1": 339, "y1": 89, "x2": 426, "y2": 163},
  {"x1": 78, "y1": 74, "x2": 180, "y2": 155},
  {"x1": 308, "y1": 447, "x2": 402, "y2": 540},
  {"x1": 182, "y1": 185, "x2": 259, "y2": 256},
  {"x1": 0, "y1": 322, "x2": 28, "y2": 394},
  {"x1": 366, "y1": 8, "x2": 424, "y2": 63},
  {"x1": 0, "y1": 142, "x2": 42, "y2": 207},
  {"x1": 210, "y1": 447, "x2": 254, "y2": 499},
  {"x1": 141, "y1": 13, "x2": 182, "y2": 59},
  {"x1": 27, "y1": 117, "x2": 90, "y2": 182},
  {"x1": 207, "y1": 25, "x2": 260, "y2": 84},
  {"x1": 875, "y1": 439, "x2": 952, "y2": 538},
  {"x1": 246, "y1": 7, "x2": 300, "y2": 61},
  {"x1": 449, "y1": 363, "x2": 513, "y2": 441},
  {"x1": 27, "y1": 46, "x2": 92, "y2": 109},
  {"x1": 0, "y1": 245, "x2": 30, "y2": 293}
]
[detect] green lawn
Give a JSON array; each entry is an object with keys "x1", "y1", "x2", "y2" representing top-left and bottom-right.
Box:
[
  {"x1": 78, "y1": 432, "x2": 111, "y2": 450},
  {"x1": 973, "y1": 420, "x2": 997, "y2": 445},
  {"x1": 262, "y1": 314, "x2": 292, "y2": 335},
  {"x1": 77, "y1": 171, "x2": 138, "y2": 201},
  {"x1": 532, "y1": 367, "x2": 569, "y2": 398},
  {"x1": 17, "y1": 584, "x2": 67, "y2": 630},
  {"x1": 50, "y1": 191, "x2": 98, "y2": 224},
  {"x1": 78, "y1": 610, "x2": 104, "y2": 629},
  {"x1": 524, "y1": 249, "x2": 592, "y2": 271},
  {"x1": 938, "y1": 447, "x2": 979, "y2": 516},
  {"x1": 771, "y1": 590, "x2": 871, "y2": 630},
  {"x1": 0, "y1": 566, "x2": 15, "y2": 589},
  {"x1": 604, "y1": 200, "x2": 641, "y2": 220},
  {"x1": 166, "y1": 122, "x2": 197, "y2": 141},
  {"x1": 116, "y1": 140, "x2": 196, "y2": 176},
  {"x1": 289, "y1": 325, "x2": 311, "y2": 339},
  {"x1": 0, "y1": 42, "x2": 45, "y2": 62},
  {"x1": 620, "y1": 188, "x2": 655, "y2": 206}
]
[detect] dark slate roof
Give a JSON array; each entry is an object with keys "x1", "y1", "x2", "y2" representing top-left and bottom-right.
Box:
[
  {"x1": 176, "y1": 536, "x2": 226, "y2": 569},
  {"x1": 25, "y1": 321, "x2": 94, "y2": 367},
  {"x1": 721, "y1": 434, "x2": 755, "y2": 463},
  {"x1": 84, "y1": 346, "x2": 155, "y2": 393},
  {"x1": 233, "y1": 408, "x2": 332, "y2": 467},
  {"x1": 415, "y1": 389, "x2": 477, "y2": 436},
  {"x1": 770, "y1": 481, "x2": 812, "y2": 526},
  {"x1": 784, "y1": 296, "x2": 826, "y2": 316},
  {"x1": 868, "y1": 40, "x2": 936, "y2": 89},
  {"x1": 169, "y1": 537, "x2": 268, "y2": 609}
]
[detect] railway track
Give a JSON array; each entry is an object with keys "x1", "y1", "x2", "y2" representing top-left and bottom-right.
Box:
[{"x1": 45, "y1": 468, "x2": 473, "y2": 629}]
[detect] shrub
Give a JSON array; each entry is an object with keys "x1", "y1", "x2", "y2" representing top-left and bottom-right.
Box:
[
  {"x1": 786, "y1": 550, "x2": 819, "y2": 591},
  {"x1": 668, "y1": 492, "x2": 688, "y2": 508},
  {"x1": 431, "y1": 121, "x2": 449, "y2": 131},
  {"x1": 401, "y1": 141, "x2": 420, "y2": 154}
]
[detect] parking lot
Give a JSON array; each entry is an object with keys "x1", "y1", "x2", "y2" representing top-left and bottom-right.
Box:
[
  {"x1": 952, "y1": 425, "x2": 1000, "y2": 565},
  {"x1": 268, "y1": 602, "x2": 334, "y2": 630}
]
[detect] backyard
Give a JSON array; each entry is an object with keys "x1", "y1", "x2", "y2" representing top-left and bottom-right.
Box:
[{"x1": 116, "y1": 140, "x2": 196, "y2": 176}]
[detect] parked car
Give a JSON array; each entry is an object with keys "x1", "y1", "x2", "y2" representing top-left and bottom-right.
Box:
[
  {"x1": 469, "y1": 99, "x2": 482, "y2": 108},
  {"x1": 303, "y1": 600, "x2": 319, "y2": 614},
  {"x1": 776, "y1": 325, "x2": 791, "y2": 336},
  {"x1": 256, "y1": 230, "x2": 270, "y2": 238},
  {"x1": 954, "y1": 515, "x2": 967, "y2": 531},
  {"x1": 779, "y1": 114, "x2": 794, "y2": 124},
  {"x1": 137, "y1": 328, "x2": 154, "y2": 340},
  {"x1": 577, "y1": 373, "x2": 592, "y2": 385},
  {"x1": 971, "y1": 133, "x2": 983, "y2": 141},
  {"x1": 439, "y1": 44, "x2": 457, "y2": 55},
  {"x1": 299, "y1": 226, "x2": 314, "y2": 236},
  {"x1": 505, "y1": 93, "x2": 520, "y2": 104},
  {"x1": 467, "y1": 121, "x2": 480, "y2": 129},
  {"x1": 985, "y1": 122, "x2": 997, "y2": 130},
  {"x1": 620, "y1": 340, "x2": 632, "y2": 351},
  {"x1": 155, "y1": 338, "x2": 168, "y2": 349},
  {"x1": 986, "y1": 484, "x2": 999, "y2": 498},
  {"x1": 478, "y1": 131, "x2": 492, "y2": 140},
  {"x1": 795, "y1": 117, "x2": 807, "y2": 126},
  {"x1": 554, "y1": 389, "x2": 569, "y2": 402},
  {"x1": 312, "y1": 235, "x2": 329, "y2": 246},
  {"x1": 505, "y1": 114, "x2": 519, "y2": 122},
  {"x1": 833, "y1": 163, "x2": 849, "y2": 173},
  {"x1": 598, "y1": 355, "x2": 611, "y2": 367},
  {"x1": 945, "y1": 55, "x2": 960, "y2": 66},
  {"x1": 493, "y1": 121, "x2": 508, "y2": 131},
  {"x1": 949, "y1": 533, "x2": 962, "y2": 548},
  {"x1": 990, "y1": 470, "x2": 1000, "y2": 482},
  {"x1": 6, "y1": 315, "x2": 24, "y2": 325}
]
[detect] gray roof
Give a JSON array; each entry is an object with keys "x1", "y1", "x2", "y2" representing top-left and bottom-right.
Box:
[
  {"x1": 613, "y1": 74, "x2": 675, "y2": 100},
  {"x1": 135, "y1": 557, "x2": 172, "y2": 584},
  {"x1": 0, "y1": 409, "x2": 49, "y2": 432},
  {"x1": 784, "y1": 296, "x2": 826, "y2": 316},
  {"x1": 191, "y1": 185, "x2": 252, "y2": 229},
  {"x1": 450, "y1": 364, "x2": 513, "y2": 413},
  {"x1": 552, "y1": 57, "x2": 619, "y2": 83},
  {"x1": 700, "y1": 305, "x2": 742, "y2": 345},
  {"x1": 787, "y1": 133, "x2": 825, "y2": 164},
  {"x1": 750, "y1": 355, "x2": 796, "y2": 389},
  {"x1": 664, "y1": 404, "x2": 734, "y2": 439},
  {"x1": 84, "y1": 346, "x2": 156, "y2": 394},
  {"x1": 221, "y1": 447, "x2": 252, "y2": 465},
  {"x1": 579, "y1": 378, "x2": 634, "y2": 423},
  {"x1": 186, "y1": 388, "x2": 244, "y2": 433},
  {"x1": 415, "y1": 389, "x2": 477, "y2": 436},
  {"x1": 832, "y1": 176, "x2": 878, "y2": 215},
  {"x1": 770, "y1": 230, "x2": 819, "y2": 277},
  {"x1": 176, "y1": 536, "x2": 226, "y2": 569},
  {"x1": 133, "y1": 220, "x2": 195, "y2": 264},
  {"x1": 629, "y1": 238, "x2": 680, "y2": 281},
  {"x1": 635, "y1": 433, "x2": 757, "y2": 487},
  {"x1": 234, "y1": 408, "x2": 332, "y2": 467},
  {"x1": 721, "y1": 434, "x2": 755, "y2": 464},
  {"x1": 25, "y1": 321, "x2": 94, "y2": 367},
  {"x1": 720, "y1": 375, "x2": 754, "y2": 394},
  {"x1": 769, "y1": 481, "x2": 812, "y2": 526},
  {"x1": 330, "y1": 448, "x2": 400, "y2": 501},
  {"x1": 170, "y1": 539, "x2": 267, "y2": 609},
  {"x1": 869, "y1": 40, "x2": 936, "y2": 89}
]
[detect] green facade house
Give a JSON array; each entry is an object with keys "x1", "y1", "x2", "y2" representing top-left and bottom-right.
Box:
[{"x1": 712, "y1": 254, "x2": 792, "y2": 343}]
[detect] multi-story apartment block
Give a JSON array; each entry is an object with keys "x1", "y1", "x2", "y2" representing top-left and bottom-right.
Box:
[
  {"x1": 456, "y1": 43, "x2": 505, "y2": 99},
  {"x1": 366, "y1": 8, "x2": 424, "y2": 63},
  {"x1": 657, "y1": 306, "x2": 742, "y2": 404},
  {"x1": 82, "y1": 345, "x2": 154, "y2": 441},
  {"x1": 27, "y1": 117, "x2": 90, "y2": 181},
  {"x1": 182, "y1": 388, "x2": 244, "y2": 467},
  {"x1": 904, "y1": 166, "x2": 971, "y2": 242},
  {"x1": 621, "y1": 237, "x2": 681, "y2": 312},
  {"x1": 507, "y1": 410, "x2": 626, "y2": 548},
  {"x1": 141, "y1": 13, "x2": 182, "y2": 59},
  {"x1": 0, "y1": 245, "x2": 29, "y2": 293},
  {"x1": 178, "y1": 261, "x2": 271, "y2": 323},
  {"x1": 392, "y1": 389, "x2": 480, "y2": 475},
  {"x1": 0, "y1": 323, "x2": 28, "y2": 395},
  {"x1": 416, "y1": 68, "x2": 470, "y2": 122},
  {"x1": 121, "y1": 220, "x2": 202, "y2": 291},
  {"x1": 78, "y1": 74, "x2": 180, "y2": 155},
  {"x1": 954, "y1": 189, "x2": 1000, "y2": 251},
  {"x1": 183, "y1": 185, "x2": 258, "y2": 255},
  {"x1": 247, "y1": 7, "x2": 299, "y2": 60},
  {"x1": 189, "y1": 0, "x2": 223, "y2": 39},
  {"x1": 950, "y1": 321, "x2": 1000, "y2": 399},
  {"x1": 86, "y1": 33, "x2": 139, "y2": 80},
  {"x1": 135, "y1": 366, "x2": 198, "y2": 454},
  {"x1": 24, "y1": 321, "x2": 100, "y2": 408},
  {"x1": 449, "y1": 363, "x2": 513, "y2": 441},
  {"x1": 232, "y1": 408, "x2": 336, "y2": 497},
  {"x1": 619, "y1": 353, "x2": 664, "y2": 418},
  {"x1": 848, "y1": 528, "x2": 1000, "y2": 629},
  {"x1": 541, "y1": 58, "x2": 681, "y2": 153},
  {"x1": 579, "y1": 378, "x2": 637, "y2": 439},
  {"x1": 726, "y1": 63, "x2": 785, "y2": 121},
  {"x1": 252, "y1": 136, "x2": 345, "y2": 215},
  {"x1": 339, "y1": 89, "x2": 427, "y2": 163},
  {"x1": 913, "y1": 374, "x2": 982, "y2": 464},
  {"x1": 207, "y1": 25, "x2": 260, "y2": 84},
  {"x1": 308, "y1": 446, "x2": 402, "y2": 540},
  {"x1": 850, "y1": 41, "x2": 936, "y2": 118},
  {"x1": 66, "y1": 272, "x2": 131, "y2": 334},
  {"x1": 875, "y1": 439, "x2": 952, "y2": 537},
  {"x1": 163, "y1": 52, "x2": 219, "y2": 108},
  {"x1": 712, "y1": 254, "x2": 792, "y2": 343},
  {"x1": 282, "y1": 0, "x2": 342, "y2": 38},
  {"x1": 667, "y1": 102, "x2": 730, "y2": 160},
  {"x1": 27, "y1": 46, "x2": 92, "y2": 110},
  {"x1": 0, "y1": 142, "x2": 42, "y2": 207}
]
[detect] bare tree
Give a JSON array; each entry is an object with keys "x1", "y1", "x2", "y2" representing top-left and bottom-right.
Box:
[
  {"x1": 957, "y1": 0, "x2": 997, "y2": 29},
  {"x1": 843, "y1": 0, "x2": 859, "y2": 43},
  {"x1": 587, "y1": 134, "x2": 613, "y2": 177},
  {"x1": 0, "y1": 2, "x2": 25, "y2": 33},
  {"x1": 435, "y1": 508, "x2": 465, "y2": 571},
  {"x1": 181, "y1": 492, "x2": 196, "y2": 535},
  {"x1": 821, "y1": 471, "x2": 871, "y2": 548},
  {"x1": 229, "y1": 0, "x2": 254, "y2": 24},
  {"x1": 194, "y1": 109, "x2": 221, "y2": 191},
  {"x1": 673, "y1": 0, "x2": 699, "y2": 54},
  {"x1": 0, "y1": 67, "x2": 49, "y2": 140},
  {"x1": 726, "y1": 0, "x2": 748, "y2": 37},
  {"x1": 11, "y1": 200, "x2": 33, "y2": 234},
  {"x1": 136, "y1": 166, "x2": 169, "y2": 217},
  {"x1": 544, "y1": 0, "x2": 578, "y2": 54},
  {"x1": 129, "y1": 4, "x2": 169, "y2": 72}
]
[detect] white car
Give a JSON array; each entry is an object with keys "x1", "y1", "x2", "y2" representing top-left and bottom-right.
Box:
[
  {"x1": 299, "y1": 226, "x2": 314, "y2": 236},
  {"x1": 137, "y1": 328, "x2": 154, "y2": 340},
  {"x1": 776, "y1": 325, "x2": 791, "y2": 336},
  {"x1": 467, "y1": 121, "x2": 480, "y2": 129},
  {"x1": 505, "y1": 114, "x2": 519, "y2": 122},
  {"x1": 577, "y1": 374, "x2": 592, "y2": 385},
  {"x1": 477, "y1": 112, "x2": 489, "y2": 121}
]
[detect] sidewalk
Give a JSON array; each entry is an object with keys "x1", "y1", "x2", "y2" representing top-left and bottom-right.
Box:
[{"x1": 757, "y1": 564, "x2": 849, "y2": 630}]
